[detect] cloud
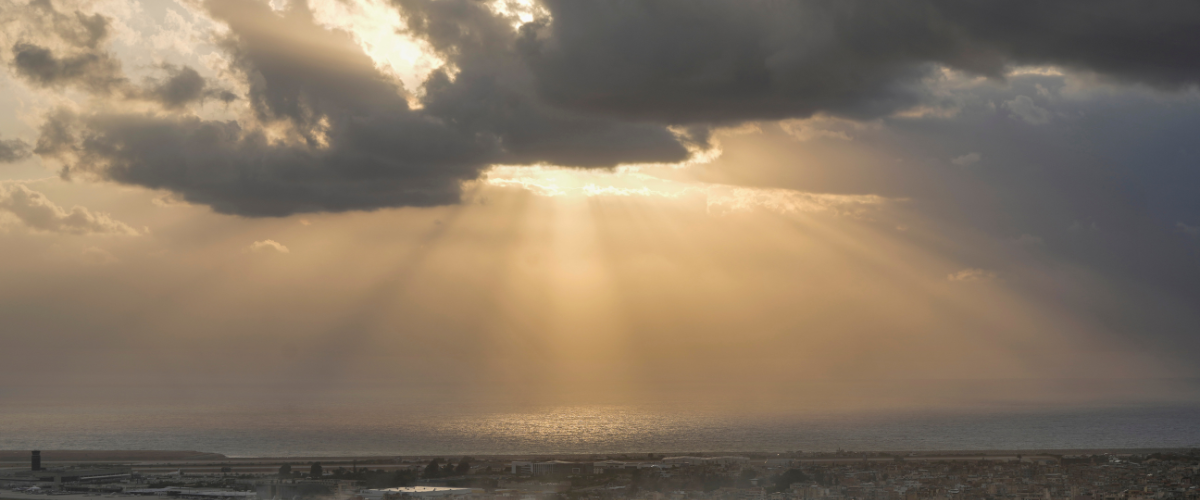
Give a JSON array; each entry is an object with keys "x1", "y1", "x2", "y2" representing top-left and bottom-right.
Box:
[
  {"x1": 778, "y1": 115, "x2": 873, "y2": 142},
  {"x1": 951, "y1": 152, "x2": 982, "y2": 166},
  {"x1": 25, "y1": 0, "x2": 690, "y2": 216},
  {"x1": 141, "y1": 64, "x2": 236, "y2": 109},
  {"x1": 518, "y1": 0, "x2": 1200, "y2": 124},
  {"x1": 1, "y1": 0, "x2": 110, "y2": 50},
  {"x1": 705, "y1": 188, "x2": 885, "y2": 216},
  {"x1": 1179, "y1": 222, "x2": 1200, "y2": 238},
  {"x1": 1004, "y1": 95, "x2": 1052, "y2": 125},
  {"x1": 0, "y1": 135, "x2": 30, "y2": 162},
  {"x1": 2, "y1": 1, "x2": 228, "y2": 108},
  {"x1": 1, "y1": 0, "x2": 126, "y2": 93},
  {"x1": 149, "y1": 8, "x2": 205, "y2": 56},
  {"x1": 483, "y1": 165, "x2": 888, "y2": 216},
  {"x1": 10, "y1": 42, "x2": 127, "y2": 93},
  {"x1": 248, "y1": 239, "x2": 289, "y2": 253},
  {"x1": 80, "y1": 245, "x2": 118, "y2": 264},
  {"x1": 0, "y1": 183, "x2": 139, "y2": 235},
  {"x1": 10, "y1": 0, "x2": 1200, "y2": 218},
  {"x1": 947, "y1": 268, "x2": 997, "y2": 282}
]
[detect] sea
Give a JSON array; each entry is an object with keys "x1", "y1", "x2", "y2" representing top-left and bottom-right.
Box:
[{"x1": 2, "y1": 402, "x2": 1199, "y2": 457}]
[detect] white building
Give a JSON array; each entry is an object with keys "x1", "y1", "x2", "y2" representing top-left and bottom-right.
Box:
[
  {"x1": 360, "y1": 487, "x2": 481, "y2": 499},
  {"x1": 510, "y1": 461, "x2": 533, "y2": 475}
]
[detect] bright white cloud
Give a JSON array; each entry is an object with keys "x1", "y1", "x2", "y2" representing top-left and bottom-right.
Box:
[
  {"x1": 308, "y1": 0, "x2": 447, "y2": 97},
  {"x1": 149, "y1": 9, "x2": 203, "y2": 56},
  {"x1": 249, "y1": 239, "x2": 290, "y2": 253}
]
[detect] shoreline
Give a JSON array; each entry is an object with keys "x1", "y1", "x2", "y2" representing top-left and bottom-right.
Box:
[{"x1": 0, "y1": 448, "x2": 1193, "y2": 465}]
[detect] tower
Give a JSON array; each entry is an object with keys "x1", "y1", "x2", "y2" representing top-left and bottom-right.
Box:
[{"x1": 31, "y1": 450, "x2": 42, "y2": 471}]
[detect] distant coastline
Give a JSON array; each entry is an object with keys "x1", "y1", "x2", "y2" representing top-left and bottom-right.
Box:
[{"x1": 1, "y1": 448, "x2": 1195, "y2": 465}]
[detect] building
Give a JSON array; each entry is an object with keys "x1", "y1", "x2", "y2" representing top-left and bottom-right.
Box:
[
  {"x1": 0, "y1": 451, "x2": 132, "y2": 486},
  {"x1": 0, "y1": 466, "x2": 133, "y2": 484},
  {"x1": 533, "y1": 461, "x2": 590, "y2": 476},
  {"x1": 509, "y1": 461, "x2": 593, "y2": 476},
  {"x1": 511, "y1": 462, "x2": 533, "y2": 475},
  {"x1": 594, "y1": 461, "x2": 636, "y2": 473},
  {"x1": 126, "y1": 488, "x2": 258, "y2": 499},
  {"x1": 254, "y1": 479, "x2": 355, "y2": 500},
  {"x1": 360, "y1": 486, "x2": 481, "y2": 499}
]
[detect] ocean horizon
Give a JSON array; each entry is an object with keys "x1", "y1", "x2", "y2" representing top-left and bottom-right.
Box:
[{"x1": 3, "y1": 402, "x2": 1198, "y2": 458}]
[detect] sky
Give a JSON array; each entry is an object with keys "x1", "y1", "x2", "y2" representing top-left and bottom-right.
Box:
[{"x1": 1, "y1": 0, "x2": 1199, "y2": 412}]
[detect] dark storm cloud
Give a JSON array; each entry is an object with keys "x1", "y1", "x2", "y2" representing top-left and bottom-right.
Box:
[
  {"x1": 932, "y1": 1, "x2": 1200, "y2": 87},
  {"x1": 68, "y1": 112, "x2": 483, "y2": 215},
  {"x1": 35, "y1": 0, "x2": 690, "y2": 215},
  {"x1": 33, "y1": 0, "x2": 498, "y2": 215},
  {"x1": 519, "y1": 0, "x2": 1200, "y2": 124},
  {"x1": 211, "y1": 0, "x2": 687, "y2": 169},
  {"x1": 20, "y1": 0, "x2": 1200, "y2": 215},
  {"x1": 399, "y1": 0, "x2": 691, "y2": 168},
  {"x1": 518, "y1": 0, "x2": 944, "y2": 123}
]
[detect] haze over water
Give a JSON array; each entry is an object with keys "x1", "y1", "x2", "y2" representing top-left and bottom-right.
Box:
[{"x1": 3, "y1": 403, "x2": 1199, "y2": 457}]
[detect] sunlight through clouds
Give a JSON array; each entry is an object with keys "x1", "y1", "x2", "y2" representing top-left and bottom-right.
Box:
[
  {"x1": 1, "y1": 0, "x2": 1199, "y2": 414},
  {"x1": 308, "y1": 0, "x2": 447, "y2": 99},
  {"x1": 486, "y1": 0, "x2": 547, "y2": 29},
  {"x1": 481, "y1": 166, "x2": 888, "y2": 216}
]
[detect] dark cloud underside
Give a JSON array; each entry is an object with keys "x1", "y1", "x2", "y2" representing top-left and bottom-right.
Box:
[
  {"x1": 520, "y1": 0, "x2": 1200, "y2": 123},
  {"x1": 15, "y1": 0, "x2": 1200, "y2": 215},
  {"x1": 33, "y1": 0, "x2": 692, "y2": 216}
]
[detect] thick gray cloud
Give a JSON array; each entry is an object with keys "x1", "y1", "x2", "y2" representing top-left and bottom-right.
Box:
[
  {"x1": 10, "y1": 42, "x2": 230, "y2": 108},
  {"x1": 142, "y1": 65, "x2": 236, "y2": 109},
  {"x1": 34, "y1": 0, "x2": 691, "y2": 216},
  {"x1": 3, "y1": 0, "x2": 126, "y2": 94},
  {"x1": 399, "y1": 0, "x2": 692, "y2": 168},
  {"x1": 10, "y1": 41, "x2": 127, "y2": 93},
  {"x1": 50, "y1": 110, "x2": 488, "y2": 215},
  {"x1": 0, "y1": 135, "x2": 29, "y2": 162},
  {"x1": 518, "y1": 0, "x2": 1200, "y2": 124},
  {"x1": 932, "y1": 1, "x2": 1200, "y2": 87},
  {"x1": 15, "y1": 0, "x2": 1200, "y2": 216}
]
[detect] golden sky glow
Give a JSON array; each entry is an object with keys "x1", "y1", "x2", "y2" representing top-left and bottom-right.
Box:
[{"x1": 2, "y1": 0, "x2": 1199, "y2": 412}]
